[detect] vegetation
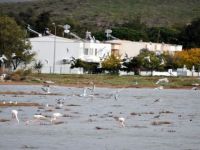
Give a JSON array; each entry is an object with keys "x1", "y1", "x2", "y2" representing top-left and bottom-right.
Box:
[
  {"x1": 0, "y1": 15, "x2": 35, "y2": 70},
  {"x1": 101, "y1": 54, "x2": 121, "y2": 74},
  {"x1": 33, "y1": 60, "x2": 43, "y2": 74},
  {"x1": 7, "y1": 73, "x2": 200, "y2": 89},
  {"x1": 1, "y1": 0, "x2": 200, "y2": 48},
  {"x1": 173, "y1": 48, "x2": 200, "y2": 70},
  {"x1": 1, "y1": 0, "x2": 200, "y2": 28},
  {"x1": 70, "y1": 58, "x2": 99, "y2": 74}
]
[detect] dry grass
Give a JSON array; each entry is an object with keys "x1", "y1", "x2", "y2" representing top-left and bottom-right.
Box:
[
  {"x1": 0, "y1": 91, "x2": 61, "y2": 95},
  {"x1": 0, "y1": 102, "x2": 41, "y2": 107},
  {"x1": 151, "y1": 121, "x2": 172, "y2": 126},
  {"x1": 130, "y1": 111, "x2": 155, "y2": 116},
  {"x1": 0, "y1": 118, "x2": 10, "y2": 122},
  {"x1": 159, "y1": 110, "x2": 173, "y2": 114}
]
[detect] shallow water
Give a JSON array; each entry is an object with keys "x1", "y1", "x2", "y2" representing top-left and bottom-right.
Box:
[{"x1": 0, "y1": 85, "x2": 200, "y2": 150}]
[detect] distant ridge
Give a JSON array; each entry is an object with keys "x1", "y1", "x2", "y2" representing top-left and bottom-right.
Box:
[
  {"x1": 0, "y1": 0, "x2": 200, "y2": 27},
  {"x1": 0, "y1": 0, "x2": 35, "y2": 2}
]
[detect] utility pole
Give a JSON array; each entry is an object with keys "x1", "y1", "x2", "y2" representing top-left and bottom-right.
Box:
[{"x1": 52, "y1": 23, "x2": 56, "y2": 73}]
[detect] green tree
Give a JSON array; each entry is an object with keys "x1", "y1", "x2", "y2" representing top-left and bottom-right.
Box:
[
  {"x1": 70, "y1": 58, "x2": 99, "y2": 74},
  {"x1": 112, "y1": 27, "x2": 148, "y2": 41},
  {"x1": 0, "y1": 15, "x2": 34, "y2": 70},
  {"x1": 147, "y1": 27, "x2": 180, "y2": 44},
  {"x1": 122, "y1": 56, "x2": 141, "y2": 75},
  {"x1": 179, "y1": 18, "x2": 200, "y2": 48},
  {"x1": 35, "y1": 11, "x2": 51, "y2": 34},
  {"x1": 137, "y1": 49, "x2": 164, "y2": 74},
  {"x1": 34, "y1": 60, "x2": 43, "y2": 74}
]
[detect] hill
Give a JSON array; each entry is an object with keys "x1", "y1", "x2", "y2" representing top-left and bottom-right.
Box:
[{"x1": 0, "y1": 0, "x2": 200, "y2": 27}]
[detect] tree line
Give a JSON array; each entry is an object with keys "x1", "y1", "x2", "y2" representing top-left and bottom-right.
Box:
[
  {"x1": 71, "y1": 48, "x2": 200, "y2": 75},
  {"x1": 5, "y1": 9, "x2": 200, "y2": 48},
  {"x1": 0, "y1": 11, "x2": 200, "y2": 74}
]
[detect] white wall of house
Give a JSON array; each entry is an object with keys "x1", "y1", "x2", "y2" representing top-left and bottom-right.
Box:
[
  {"x1": 106, "y1": 40, "x2": 182, "y2": 58},
  {"x1": 29, "y1": 36, "x2": 111, "y2": 74}
]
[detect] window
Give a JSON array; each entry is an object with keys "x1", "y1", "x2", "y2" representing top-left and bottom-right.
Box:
[
  {"x1": 84, "y1": 48, "x2": 89, "y2": 55},
  {"x1": 89, "y1": 48, "x2": 93, "y2": 55},
  {"x1": 95, "y1": 49, "x2": 98, "y2": 56}
]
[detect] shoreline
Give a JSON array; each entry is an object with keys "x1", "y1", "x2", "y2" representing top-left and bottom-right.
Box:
[{"x1": 0, "y1": 81, "x2": 194, "y2": 90}]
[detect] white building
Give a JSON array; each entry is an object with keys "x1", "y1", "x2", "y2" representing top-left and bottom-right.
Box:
[
  {"x1": 29, "y1": 35, "x2": 111, "y2": 74},
  {"x1": 106, "y1": 40, "x2": 182, "y2": 58}
]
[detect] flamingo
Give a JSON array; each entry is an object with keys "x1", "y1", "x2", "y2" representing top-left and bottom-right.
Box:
[
  {"x1": 25, "y1": 114, "x2": 47, "y2": 125},
  {"x1": 11, "y1": 109, "x2": 19, "y2": 124}
]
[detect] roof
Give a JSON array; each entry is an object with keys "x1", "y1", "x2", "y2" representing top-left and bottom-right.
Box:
[{"x1": 29, "y1": 35, "x2": 81, "y2": 43}]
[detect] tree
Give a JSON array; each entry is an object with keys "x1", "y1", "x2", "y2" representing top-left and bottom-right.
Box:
[
  {"x1": 179, "y1": 18, "x2": 200, "y2": 48},
  {"x1": 70, "y1": 58, "x2": 99, "y2": 74},
  {"x1": 173, "y1": 48, "x2": 200, "y2": 70},
  {"x1": 34, "y1": 60, "x2": 43, "y2": 74},
  {"x1": 137, "y1": 49, "x2": 164, "y2": 74},
  {"x1": 147, "y1": 27, "x2": 180, "y2": 44},
  {"x1": 35, "y1": 11, "x2": 51, "y2": 34},
  {"x1": 112, "y1": 27, "x2": 148, "y2": 41},
  {"x1": 121, "y1": 56, "x2": 141, "y2": 75},
  {"x1": 101, "y1": 54, "x2": 121, "y2": 74},
  {"x1": 0, "y1": 15, "x2": 34, "y2": 70}
]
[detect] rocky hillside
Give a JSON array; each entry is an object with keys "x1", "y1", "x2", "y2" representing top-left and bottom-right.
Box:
[{"x1": 0, "y1": 0, "x2": 200, "y2": 27}]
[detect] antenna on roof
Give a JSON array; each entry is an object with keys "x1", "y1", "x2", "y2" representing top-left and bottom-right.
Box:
[
  {"x1": 59, "y1": 24, "x2": 82, "y2": 40},
  {"x1": 27, "y1": 24, "x2": 42, "y2": 37},
  {"x1": 105, "y1": 29, "x2": 118, "y2": 40},
  {"x1": 85, "y1": 31, "x2": 95, "y2": 42}
]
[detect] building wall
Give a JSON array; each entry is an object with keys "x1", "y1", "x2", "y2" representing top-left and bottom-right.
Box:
[
  {"x1": 107, "y1": 40, "x2": 182, "y2": 58},
  {"x1": 29, "y1": 36, "x2": 111, "y2": 74}
]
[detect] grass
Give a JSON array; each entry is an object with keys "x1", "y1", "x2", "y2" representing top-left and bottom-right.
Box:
[{"x1": 15, "y1": 73, "x2": 200, "y2": 89}]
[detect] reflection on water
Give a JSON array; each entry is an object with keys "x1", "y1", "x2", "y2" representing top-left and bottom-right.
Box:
[{"x1": 0, "y1": 85, "x2": 200, "y2": 150}]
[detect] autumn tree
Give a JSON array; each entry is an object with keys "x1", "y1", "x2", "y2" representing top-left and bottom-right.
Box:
[
  {"x1": 0, "y1": 15, "x2": 34, "y2": 70},
  {"x1": 173, "y1": 48, "x2": 200, "y2": 70},
  {"x1": 101, "y1": 54, "x2": 121, "y2": 74}
]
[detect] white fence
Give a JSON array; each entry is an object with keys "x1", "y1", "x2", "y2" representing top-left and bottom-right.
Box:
[{"x1": 140, "y1": 69, "x2": 200, "y2": 77}]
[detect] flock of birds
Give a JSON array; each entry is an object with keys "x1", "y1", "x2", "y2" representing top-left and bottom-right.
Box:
[
  {"x1": 7, "y1": 81, "x2": 126, "y2": 128},
  {"x1": 3, "y1": 78, "x2": 200, "y2": 128}
]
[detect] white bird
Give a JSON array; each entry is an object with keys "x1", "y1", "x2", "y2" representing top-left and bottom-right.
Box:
[
  {"x1": 155, "y1": 86, "x2": 164, "y2": 90},
  {"x1": 114, "y1": 90, "x2": 119, "y2": 100},
  {"x1": 53, "y1": 112, "x2": 62, "y2": 118},
  {"x1": 51, "y1": 112, "x2": 63, "y2": 123},
  {"x1": 41, "y1": 85, "x2": 51, "y2": 94},
  {"x1": 89, "y1": 82, "x2": 95, "y2": 93},
  {"x1": 156, "y1": 78, "x2": 169, "y2": 85},
  {"x1": 11, "y1": 109, "x2": 19, "y2": 124},
  {"x1": 114, "y1": 117, "x2": 125, "y2": 127},
  {"x1": 80, "y1": 87, "x2": 87, "y2": 97},
  {"x1": 33, "y1": 114, "x2": 46, "y2": 120}
]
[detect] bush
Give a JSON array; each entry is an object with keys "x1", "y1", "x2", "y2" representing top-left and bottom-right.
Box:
[{"x1": 8, "y1": 69, "x2": 32, "y2": 81}]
